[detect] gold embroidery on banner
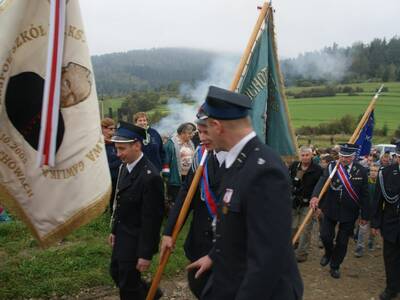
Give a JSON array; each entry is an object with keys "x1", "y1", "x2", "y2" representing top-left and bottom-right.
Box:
[
  {"x1": 0, "y1": 130, "x2": 28, "y2": 164},
  {"x1": 41, "y1": 138, "x2": 105, "y2": 180},
  {"x1": 66, "y1": 25, "x2": 86, "y2": 43},
  {"x1": 0, "y1": 151, "x2": 33, "y2": 197},
  {"x1": 61, "y1": 63, "x2": 92, "y2": 108},
  {"x1": 0, "y1": 23, "x2": 86, "y2": 101},
  {"x1": 0, "y1": 24, "x2": 47, "y2": 100}
]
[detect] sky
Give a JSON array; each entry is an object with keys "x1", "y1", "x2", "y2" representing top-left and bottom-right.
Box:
[{"x1": 80, "y1": 0, "x2": 399, "y2": 59}]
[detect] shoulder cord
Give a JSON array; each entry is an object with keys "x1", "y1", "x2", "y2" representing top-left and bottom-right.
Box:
[
  {"x1": 378, "y1": 170, "x2": 399, "y2": 204},
  {"x1": 329, "y1": 163, "x2": 342, "y2": 191},
  {"x1": 110, "y1": 164, "x2": 124, "y2": 228}
]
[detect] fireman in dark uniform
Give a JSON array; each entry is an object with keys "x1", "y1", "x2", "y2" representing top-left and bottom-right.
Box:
[
  {"x1": 371, "y1": 141, "x2": 400, "y2": 300},
  {"x1": 310, "y1": 143, "x2": 369, "y2": 279},
  {"x1": 109, "y1": 121, "x2": 164, "y2": 300},
  {"x1": 160, "y1": 118, "x2": 227, "y2": 298},
  {"x1": 190, "y1": 86, "x2": 303, "y2": 300}
]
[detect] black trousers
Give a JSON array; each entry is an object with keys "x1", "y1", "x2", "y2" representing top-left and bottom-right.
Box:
[
  {"x1": 110, "y1": 259, "x2": 146, "y2": 300},
  {"x1": 187, "y1": 268, "x2": 211, "y2": 299},
  {"x1": 320, "y1": 216, "x2": 354, "y2": 269},
  {"x1": 383, "y1": 238, "x2": 400, "y2": 293}
]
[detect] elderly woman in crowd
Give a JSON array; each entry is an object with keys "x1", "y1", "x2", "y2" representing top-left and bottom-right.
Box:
[
  {"x1": 162, "y1": 123, "x2": 195, "y2": 210},
  {"x1": 134, "y1": 112, "x2": 165, "y2": 172}
]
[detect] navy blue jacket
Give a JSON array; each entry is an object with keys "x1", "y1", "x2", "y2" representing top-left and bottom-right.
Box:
[
  {"x1": 312, "y1": 161, "x2": 369, "y2": 223},
  {"x1": 142, "y1": 127, "x2": 165, "y2": 172},
  {"x1": 105, "y1": 142, "x2": 121, "y2": 183},
  {"x1": 371, "y1": 163, "x2": 400, "y2": 243},
  {"x1": 164, "y1": 152, "x2": 223, "y2": 262},
  {"x1": 111, "y1": 157, "x2": 164, "y2": 261},
  {"x1": 207, "y1": 137, "x2": 303, "y2": 300}
]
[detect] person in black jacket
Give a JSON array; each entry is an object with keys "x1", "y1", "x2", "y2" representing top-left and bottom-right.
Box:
[
  {"x1": 109, "y1": 121, "x2": 164, "y2": 300},
  {"x1": 289, "y1": 145, "x2": 323, "y2": 262},
  {"x1": 371, "y1": 141, "x2": 400, "y2": 300},
  {"x1": 160, "y1": 119, "x2": 226, "y2": 298},
  {"x1": 133, "y1": 112, "x2": 165, "y2": 172},
  {"x1": 190, "y1": 86, "x2": 303, "y2": 300},
  {"x1": 310, "y1": 143, "x2": 369, "y2": 279}
]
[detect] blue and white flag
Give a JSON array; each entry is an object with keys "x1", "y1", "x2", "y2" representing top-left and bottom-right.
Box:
[{"x1": 355, "y1": 111, "x2": 374, "y2": 157}]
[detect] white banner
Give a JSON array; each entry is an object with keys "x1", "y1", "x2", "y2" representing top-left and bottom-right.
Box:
[{"x1": 0, "y1": 0, "x2": 111, "y2": 246}]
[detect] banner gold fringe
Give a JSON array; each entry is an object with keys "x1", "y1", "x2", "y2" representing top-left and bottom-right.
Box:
[
  {"x1": 0, "y1": 183, "x2": 111, "y2": 248},
  {"x1": 268, "y1": 8, "x2": 300, "y2": 160}
]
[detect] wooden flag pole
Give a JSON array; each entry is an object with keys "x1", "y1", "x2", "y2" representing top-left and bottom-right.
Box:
[
  {"x1": 292, "y1": 85, "x2": 384, "y2": 245},
  {"x1": 146, "y1": 151, "x2": 208, "y2": 300},
  {"x1": 229, "y1": 2, "x2": 270, "y2": 91},
  {"x1": 147, "y1": 5, "x2": 271, "y2": 298}
]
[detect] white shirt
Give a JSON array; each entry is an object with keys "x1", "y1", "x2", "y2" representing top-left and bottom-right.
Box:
[
  {"x1": 225, "y1": 131, "x2": 257, "y2": 169},
  {"x1": 126, "y1": 153, "x2": 144, "y2": 173},
  {"x1": 214, "y1": 150, "x2": 228, "y2": 167}
]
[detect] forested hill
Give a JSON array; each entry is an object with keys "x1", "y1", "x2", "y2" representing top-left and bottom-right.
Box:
[
  {"x1": 92, "y1": 48, "x2": 218, "y2": 96},
  {"x1": 92, "y1": 37, "x2": 400, "y2": 96},
  {"x1": 281, "y1": 37, "x2": 400, "y2": 86}
]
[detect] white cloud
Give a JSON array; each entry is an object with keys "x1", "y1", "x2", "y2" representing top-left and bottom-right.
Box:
[{"x1": 80, "y1": 0, "x2": 399, "y2": 58}]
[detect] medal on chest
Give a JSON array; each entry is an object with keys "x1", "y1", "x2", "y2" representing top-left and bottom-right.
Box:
[{"x1": 222, "y1": 188, "x2": 233, "y2": 214}]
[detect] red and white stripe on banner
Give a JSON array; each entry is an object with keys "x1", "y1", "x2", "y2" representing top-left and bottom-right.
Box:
[
  {"x1": 37, "y1": 0, "x2": 66, "y2": 167},
  {"x1": 337, "y1": 164, "x2": 359, "y2": 205}
]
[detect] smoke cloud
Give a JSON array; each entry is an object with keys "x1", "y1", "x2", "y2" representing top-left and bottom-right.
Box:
[
  {"x1": 281, "y1": 48, "x2": 351, "y2": 82},
  {"x1": 154, "y1": 54, "x2": 239, "y2": 136}
]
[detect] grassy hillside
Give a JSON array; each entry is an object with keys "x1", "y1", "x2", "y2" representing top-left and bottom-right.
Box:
[
  {"x1": 99, "y1": 81, "x2": 399, "y2": 137},
  {"x1": 287, "y1": 82, "x2": 400, "y2": 134},
  {"x1": 0, "y1": 214, "x2": 190, "y2": 299}
]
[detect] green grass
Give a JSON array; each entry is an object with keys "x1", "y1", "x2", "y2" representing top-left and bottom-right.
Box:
[
  {"x1": 0, "y1": 213, "x2": 190, "y2": 299},
  {"x1": 99, "y1": 82, "x2": 399, "y2": 135},
  {"x1": 287, "y1": 81, "x2": 400, "y2": 135},
  {"x1": 98, "y1": 97, "x2": 126, "y2": 118}
]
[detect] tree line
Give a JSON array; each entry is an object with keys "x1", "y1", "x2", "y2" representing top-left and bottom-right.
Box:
[
  {"x1": 281, "y1": 37, "x2": 400, "y2": 86},
  {"x1": 92, "y1": 48, "x2": 216, "y2": 96},
  {"x1": 92, "y1": 37, "x2": 400, "y2": 96}
]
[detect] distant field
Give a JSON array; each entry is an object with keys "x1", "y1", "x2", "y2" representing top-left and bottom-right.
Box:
[
  {"x1": 287, "y1": 81, "x2": 400, "y2": 134},
  {"x1": 97, "y1": 82, "x2": 399, "y2": 136}
]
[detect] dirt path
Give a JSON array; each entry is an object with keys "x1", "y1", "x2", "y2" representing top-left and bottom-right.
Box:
[
  {"x1": 300, "y1": 237, "x2": 386, "y2": 300},
  {"x1": 58, "y1": 234, "x2": 389, "y2": 300}
]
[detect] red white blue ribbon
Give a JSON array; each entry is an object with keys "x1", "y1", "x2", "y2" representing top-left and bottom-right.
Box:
[
  {"x1": 37, "y1": 0, "x2": 66, "y2": 166},
  {"x1": 337, "y1": 164, "x2": 359, "y2": 205},
  {"x1": 198, "y1": 147, "x2": 218, "y2": 218}
]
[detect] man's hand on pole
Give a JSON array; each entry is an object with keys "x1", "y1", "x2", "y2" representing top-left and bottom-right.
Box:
[
  {"x1": 160, "y1": 235, "x2": 175, "y2": 262},
  {"x1": 186, "y1": 255, "x2": 213, "y2": 279},
  {"x1": 309, "y1": 197, "x2": 319, "y2": 210}
]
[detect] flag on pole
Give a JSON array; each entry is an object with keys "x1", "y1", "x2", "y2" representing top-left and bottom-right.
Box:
[
  {"x1": 0, "y1": 0, "x2": 111, "y2": 247},
  {"x1": 37, "y1": 0, "x2": 66, "y2": 167},
  {"x1": 355, "y1": 110, "x2": 374, "y2": 157},
  {"x1": 238, "y1": 7, "x2": 298, "y2": 160}
]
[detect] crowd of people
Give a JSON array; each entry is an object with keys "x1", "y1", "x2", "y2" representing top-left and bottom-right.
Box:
[
  {"x1": 102, "y1": 87, "x2": 399, "y2": 300},
  {"x1": 289, "y1": 140, "x2": 400, "y2": 299}
]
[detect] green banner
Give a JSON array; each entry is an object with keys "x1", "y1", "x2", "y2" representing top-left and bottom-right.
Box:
[{"x1": 239, "y1": 14, "x2": 297, "y2": 159}]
